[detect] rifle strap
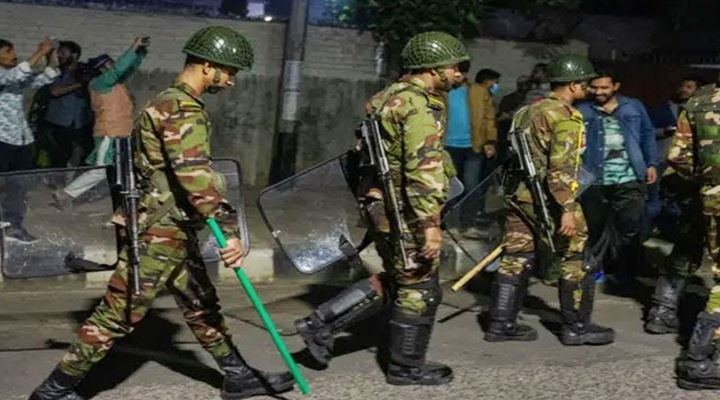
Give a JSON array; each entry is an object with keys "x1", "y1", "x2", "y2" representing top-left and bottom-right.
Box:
[{"x1": 140, "y1": 169, "x2": 177, "y2": 230}]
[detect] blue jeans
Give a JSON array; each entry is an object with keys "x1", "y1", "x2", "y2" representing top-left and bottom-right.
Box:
[
  {"x1": 446, "y1": 146, "x2": 483, "y2": 191},
  {"x1": 446, "y1": 146, "x2": 489, "y2": 227}
]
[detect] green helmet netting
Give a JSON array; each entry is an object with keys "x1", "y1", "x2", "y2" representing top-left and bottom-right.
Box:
[
  {"x1": 182, "y1": 26, "x2": 254, "y2": 71},
  {"x1": 402, "y1": 31, "x2": 470, "y2": 70},
  {"x1": 547, "y1": 54, "x2": 597, "y2": 83}
]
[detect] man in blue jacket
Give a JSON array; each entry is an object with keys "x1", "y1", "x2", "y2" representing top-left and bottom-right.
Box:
[{"x1": 578, "y1": 70, "x2": 658, "y2": 287}]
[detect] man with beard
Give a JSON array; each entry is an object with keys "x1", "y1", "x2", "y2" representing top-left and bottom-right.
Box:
[
  {"x1": 43, "y1": 40, "x2": 94, "y2": 169},
  {"x1": 577, "y1": 70, "x2": 658, "y2": 290},
  {"x1": 29, "y1": 26, "x2": 295, "y2": 400},
  {"x1": 293, "y1": 31, "x2": 466, "y2": 385},
  {"x1": 483, "y1": 55, "x2": 615, "y2": 346}
]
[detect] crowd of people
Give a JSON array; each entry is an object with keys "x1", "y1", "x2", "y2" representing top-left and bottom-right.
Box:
[
  {"x1": 0, "y1": 36, "x2": 149, "y2": 244},
  {"x1": 2, "y1": 27, "x2": 720, "y2": 399},
  {"x1": 446, "y1": 60, "x2": 705, "y2": 289}
]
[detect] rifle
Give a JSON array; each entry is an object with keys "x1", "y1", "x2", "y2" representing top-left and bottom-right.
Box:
[
  {"x1": 358, "y1": 117, "x2": 409, "y2": 268},
  {"x1": 508, "y1": 126, "x2": 556, "y2": 253},
  {"x1": 116, "y1": 137, "x2": 141, "y2": 296}
]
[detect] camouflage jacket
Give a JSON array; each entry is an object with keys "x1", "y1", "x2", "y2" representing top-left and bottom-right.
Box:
[
  {"x1": 364, "y1": 75, "x2": 455, "y2": 230},
  {"x1": 132, "y1": 81, "x2": 240, "y2": 240},
  {"x1": 512, "y1": 92, "x2": 584, "y2": 212},
  {"x1": 667, "y1": 84, "x2": 720, "y2": 185}
]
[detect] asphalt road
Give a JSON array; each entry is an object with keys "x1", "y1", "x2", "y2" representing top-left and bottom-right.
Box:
[{"x1": 2, "y1": 278, "x2": 718, "y2": 400}]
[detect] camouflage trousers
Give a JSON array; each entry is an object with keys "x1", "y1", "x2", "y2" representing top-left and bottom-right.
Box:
[
  {"x1": 700, "y1": 185, "x2": 720, "y2": 315},
  {"x1": 373, "y1": 231, "x2": 440, "y2": 318},
  {"x1": 499, "y1": 200, "x2": 588, "y2": 283},
  {"x1": 58, "y1": 232, "x2": 233, "y2": 377},
  {"x1": 361, "y1": 197, "x2": 440, "y2": 318}
]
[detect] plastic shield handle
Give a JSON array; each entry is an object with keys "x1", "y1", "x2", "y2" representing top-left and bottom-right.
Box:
[{"x1": 206, "y1": 218, "x2": 311, "y2": 395}]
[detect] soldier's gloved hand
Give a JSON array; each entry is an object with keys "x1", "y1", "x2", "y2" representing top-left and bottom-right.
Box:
[
  {"x1": 220, "y1": 236, "x2": 245, "y2": 267},
  {"x1": 421, "y1": 226, "x2": 443, "y2": 260},
  {"x1": 558, "y1": 211, "x2": 577, "y2": 237}
]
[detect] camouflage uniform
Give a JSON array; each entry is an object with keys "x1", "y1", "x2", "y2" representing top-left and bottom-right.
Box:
[
  {"x1": 292, "y1": 32, "x2": 465, "y2": 386},
  {"x1": 59, "y1": 81, "x2": 239, "y2": 377},
  {"x1": 670, "y1": 84, "x2": 720, "y2": 390},
  {"x1": 484, "y1": 54, "x2": 614, "y2": 346},
  {"x1": 499, "y1": 93, "x2": 588, "y2": 285},
  {"x1": 666, "y1": 86, "x2": 720, "y2": 317},
  {"x1": 362, "y1": 75, "x2": 454, "y2": 315},
  {"x1": 30, "y1": 26, "x2": 294, "y2": 400},
  {"x1": 644, "y1": 171, "x2": 704, "y2": 334}
]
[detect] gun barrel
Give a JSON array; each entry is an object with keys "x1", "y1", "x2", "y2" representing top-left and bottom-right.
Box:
[
  {"x1": 119, "y1": 138, "x2": 142, "y2": 296},
  {"x1": 367, "y1": 117, "x2": 409, "y2": 268}
]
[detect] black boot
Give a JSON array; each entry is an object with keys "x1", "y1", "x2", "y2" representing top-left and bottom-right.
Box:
[
  {"x1": 559, "y1": 275, "x2": 615, "y2": 346},
  {"x1": 386, "y1": 315, "x2": 453, "y2": 386},
  {"x1": 28, "y1": 367, "x2": 85, "y2": 400},
  {"x1": 645, "y1": 275, "x2": 685, "y2": 334},
  {"x1": 386, "y1": 282, "x2": 452, "y2": 386},
  {"x1": 676, "y1": 312, "x2": 720, "y2": 390},
  {"x1": 485, "y1": 272, "x2": 538, "y2": 342},
  {"x1": 214, "y1": 349, "x2": 294, "y2": 399},
  {"x1": 294, "y1": 277, "x2": 384, "y2": 366}
]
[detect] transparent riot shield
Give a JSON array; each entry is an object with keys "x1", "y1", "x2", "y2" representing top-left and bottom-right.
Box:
[
  {"x1": 0, "y1": 166, "x2": 118, "y2": 278},
  {"x1": 258, "y1": 151, "x2": 366, "y2": 274},
  {"x1": 1, "y1": 159, "x2": 249, "y2": 279},
  {"x1": 198, "y1": 158, "x2": 251, "y2": 263},
  {"x1": 442, "y1": 166, "x2": 507, "y2": 270}
]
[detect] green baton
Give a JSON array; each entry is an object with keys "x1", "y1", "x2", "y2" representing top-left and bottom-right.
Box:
[{"x1": 207, "y1": 218, "x2": 311, "y2": 395}]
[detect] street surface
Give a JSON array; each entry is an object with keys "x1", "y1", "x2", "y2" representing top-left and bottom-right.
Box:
[{"x1": 2, "y1": 276, "x2": 718, "y2": 399}]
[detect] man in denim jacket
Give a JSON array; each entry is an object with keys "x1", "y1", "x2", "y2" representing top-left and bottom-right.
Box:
[{"x1": 577, "y1": 70, "x2": 658, "y2": 287}]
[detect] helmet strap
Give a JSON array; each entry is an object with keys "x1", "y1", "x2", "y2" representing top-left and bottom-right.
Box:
[
  {"x1": 433, "y1": 67, "x2": 449, "y2": 90},
  {"x1": 207, "y1": 67, "x2": 224, "y2": 94}
]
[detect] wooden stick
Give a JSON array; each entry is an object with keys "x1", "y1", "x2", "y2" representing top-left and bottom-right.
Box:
[{"x1": 451, "y1": 245, "x2": 504, "y2": 292}]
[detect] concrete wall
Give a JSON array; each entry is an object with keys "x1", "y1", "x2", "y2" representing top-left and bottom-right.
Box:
[{"x1": 0, "y1": 2, "x2": 587, "y2": 185}]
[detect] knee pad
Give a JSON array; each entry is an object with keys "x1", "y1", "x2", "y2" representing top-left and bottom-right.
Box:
[{"x1": 316, "y1": 277, "x2": 383, "y2": 322}]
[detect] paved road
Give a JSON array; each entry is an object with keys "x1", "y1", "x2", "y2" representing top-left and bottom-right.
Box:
[{"x1": 2, "y1": 279, "x2": 718, "y2": 400}]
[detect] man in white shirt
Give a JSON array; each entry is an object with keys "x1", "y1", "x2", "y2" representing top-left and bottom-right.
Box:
[{"x1": 0, "y1": 38, "x2": 59, "y2": 243}]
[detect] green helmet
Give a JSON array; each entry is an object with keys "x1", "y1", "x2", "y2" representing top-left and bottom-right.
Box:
[
  {"x1": 547, "y1": 54, "x2": 597, "y2": 83},
  {"x1": 182, "y1": 26, "x2": 254, "y2": 71},
  {"x1": 401, "y1": 31, "x2": 470, "y2": 70}
]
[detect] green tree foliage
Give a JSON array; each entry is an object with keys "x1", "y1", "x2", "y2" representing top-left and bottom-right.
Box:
[{"x1": 333, "y1": 0, "x2": 484, "y2": 54}]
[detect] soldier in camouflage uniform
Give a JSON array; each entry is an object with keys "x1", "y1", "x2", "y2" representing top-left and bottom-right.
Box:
[
  {"x1": 484, "y1": 55, "x2": 615, "y2": 346},
  {"x1": 293, "y1": 31, "x2": 466, "y2": 386},
  {"x1": 29, "y1": 27, "x2": 294, "y2": 400},
  {"x1": 665, "y1": 82, "x2": 720, "y2": 390}
]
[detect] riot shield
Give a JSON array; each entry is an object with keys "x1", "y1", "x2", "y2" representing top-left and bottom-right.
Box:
[
  {"x1": 258, "y1": 151, "x2": 366, "y2": 274},
  {"x1": 198, "y1": 158, "x2": 251, "y2": 264},
  {"x1": 442, "y1": 166, "x2": 507, "y2": 271},
  {"x1": 0, "y1": 166, "x2": 118, "y2": 278},
  {"x1": 1, "y1": 159, "x2": 249, "y2": 278}
]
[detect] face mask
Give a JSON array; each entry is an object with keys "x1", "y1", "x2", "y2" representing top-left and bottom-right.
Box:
[{"x1": 489, "y1": 82, "x2": 500, "y2": 96}]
